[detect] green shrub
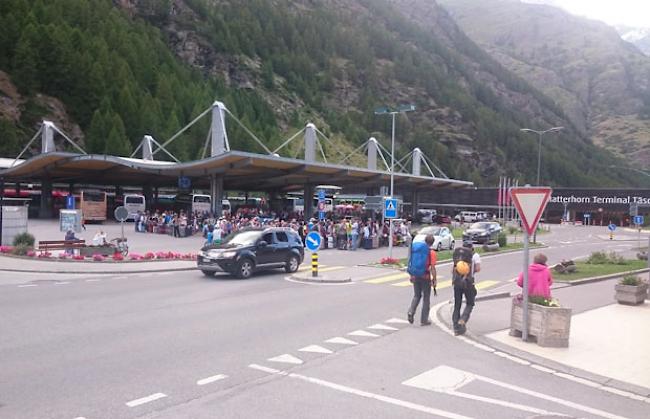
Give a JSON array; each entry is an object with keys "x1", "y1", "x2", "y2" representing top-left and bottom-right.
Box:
[
  {"x1": 620, "y1": 275, "x2": 642, "y2": 286},
  {"x1": 586, "y1": 251, "x2": 609, "y2": 264},
  {"x1": 507, "y1": 226, "x2": 520, "y2": 235},
  {"x1": 12, "y1": 232, "x2": 35, "y2": 248},
  {"x1": 497, "y1": 232, "x2": 507, "y2": 247},
  {"x1": 12, "y1": 244, "x2": 30, "y2": 256},
  {"x1": 529, "y1": 295, "x2": 560, "y2": 307},
  {"x1": 587, "y1": 251, "x2": 627, "y2": 265}
]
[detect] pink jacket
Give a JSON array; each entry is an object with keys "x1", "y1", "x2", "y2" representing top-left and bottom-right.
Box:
[{"x1": 517, "y1": 263, "x2": 553, "y2": 299}]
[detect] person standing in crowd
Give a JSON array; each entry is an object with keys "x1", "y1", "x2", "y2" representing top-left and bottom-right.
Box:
[
  {"x1": 407, "y1": 234, "x2": 436, "y2": 326},
  {"x1": 517, "y1": 253, "x2": 553, "y2": 299},
  {"x1": 451, "y1": 241, "x2": 481, "y2": 335},
  {"x1": 351, "y1": 219, "x2": 359, "y2": 251}
]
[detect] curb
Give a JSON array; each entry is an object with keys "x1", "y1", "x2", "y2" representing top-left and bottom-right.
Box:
[
  {"x1": 556, "y1": 268, "x2": 650, "y2": 286},
  {"x1": 0, "y1": 266, "x2": 198, "y2": 275},
  {"x1": 432, "y1": 301, "x2": 650, "y2": 401},
  {"x1": 475, "y1": 291, "x2": 511, "y2": 302},
  {"x1": 289, "y1": 274, "x2": 351, "y2": 284}
]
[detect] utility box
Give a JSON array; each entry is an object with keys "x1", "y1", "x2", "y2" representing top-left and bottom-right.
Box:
[{"x1": 2, "y1": 206, "x2": 28, "y2": 245}]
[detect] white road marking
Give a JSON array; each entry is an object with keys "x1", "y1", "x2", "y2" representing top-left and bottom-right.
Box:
[
  {"x1": 18, "y1": 284, "x2": 38, "y2": 288},
  {"x1": 492, "y1": 351, "x2": 530, "y2": 365},
  {"x1": 368, "y1": 323, "x2": 398, "y2": 331},
  {"x1": 85, "y1": 279, "x2": 101, "y2": 282},
  {"x1": 298, "y1": 345, "x2": 332, "y2": 354},
  {"x1": 348, "y1": 330, "x2": 380, "y2": 337},
  {"x1": 268, "y1": 354, "x2": 303, "y2": 364},
  {"x1": 54, "y1": 281, "x2": 71, "y2": 285},
  {"x1": 196, "y1": 374, "x2": 228, "y2": 386},
  {"x1": 403, "y1": 366, "x2": 627, "y2": 419},
  {"x1": 325, "y1": 337, "x2": 358, "y2": 345},
  {"x1": 530, "y1": 364, "x2": 555, "y2": 374},
  {"x1": 125, "y1": 392, "x2": 167, "y2": 407},
  {"x1": 248, "y1": 364, "x2": 471, "y2": 419},
  {"x1": 385, "y1": 317, "x2": 410, "y2": 324}
]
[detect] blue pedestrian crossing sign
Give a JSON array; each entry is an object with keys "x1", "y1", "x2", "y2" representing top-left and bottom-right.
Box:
[
  {"x1": 305, "y1": 231, "x2": 322, "y2": 252},
  {"x1": 318, "y1": 189, "x2": 326, "y2": 200},
  {"x1": 384, "y1": 198, "x2": 398, "y2": 219},
  {"x1": 608, "y1": 223, "x2": 617, "y2": 232},
  {"x1": 633, "y1": 215, "x2": 644, "y2": 226}
]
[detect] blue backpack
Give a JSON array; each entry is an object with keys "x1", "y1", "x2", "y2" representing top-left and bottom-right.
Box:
[{"x1": 408, "y1": 241, "x2": 429, "y2": 277}]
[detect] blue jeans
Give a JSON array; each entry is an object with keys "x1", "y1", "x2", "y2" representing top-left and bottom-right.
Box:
[{"x1": 351, "y1": 233, "x2": 359, "y2": 250}]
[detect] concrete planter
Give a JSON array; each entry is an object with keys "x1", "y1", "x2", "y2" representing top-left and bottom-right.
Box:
[
  {"x1": 614, "y1": 283, "x2": 647, "y2": 305},
  {"x1": 510, "y1": 300, "x2": 572, "y2": 347},
  {"x1": 80, "y1": 246, "x2": 115, "y2": 257}
]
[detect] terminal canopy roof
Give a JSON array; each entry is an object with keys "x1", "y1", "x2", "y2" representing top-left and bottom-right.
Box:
[{"x1": 0, "y1": 151, "x2": 472, "y2": 191}]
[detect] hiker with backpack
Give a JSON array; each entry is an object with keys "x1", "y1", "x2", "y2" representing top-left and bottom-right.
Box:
[
  {"x1": 451, "y1": 241, "x2": 481, "y2": 335},
  {"x1": 407, "y1": 234, "x2": 437, "y2": 326}
]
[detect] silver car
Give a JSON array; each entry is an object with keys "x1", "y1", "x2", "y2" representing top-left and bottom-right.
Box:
[{"x1": 413, "y1": 226, "x2": 455, "y2": 251}]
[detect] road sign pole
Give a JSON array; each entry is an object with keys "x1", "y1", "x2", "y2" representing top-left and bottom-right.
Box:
[
  {"x1": 121, "y1": 220, "x2": 125, "y2": 242},
  {"x1": 522, "y1": 230, "x2": 530, "y2": 342},
  {"x1": 312, "y1": 252, "x2": 318, "y2": 277}
]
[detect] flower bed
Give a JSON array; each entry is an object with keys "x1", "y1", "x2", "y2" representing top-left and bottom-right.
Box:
[{"x1": 0, "y1": 249, "x2": 197, "y2": 262}]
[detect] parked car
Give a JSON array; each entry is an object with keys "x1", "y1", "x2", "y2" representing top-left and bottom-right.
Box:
[
  {"x1": 455, "y1": 211, "x2": 480, "y2": 223},
  {"x1": 435, "y1": 214, "x2": 452, "y2": 224},
  {"x1": 416, "y1": 209, "x2": 437, "y2": 224},
  {"x1": 462, "y1": 222, "x2": 502, "y2": 244},
  {"x1": 198, "y1": 228, "x2": 304, "y2": 278},
  {"x1": 413, "y1": 226, "x2": 455, "y2": 251}
]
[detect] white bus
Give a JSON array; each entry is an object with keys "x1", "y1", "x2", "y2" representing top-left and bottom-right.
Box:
[
  {"x1": 175, "y1": 193, "x2": 212, "y2": 214},
  {"x1": 123, "y1": 194, "x2": 146, "y2": 220}
]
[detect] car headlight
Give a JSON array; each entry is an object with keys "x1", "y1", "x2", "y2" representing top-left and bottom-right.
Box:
[
  {"x1": 207, "y1": 249, "x2": 222, "y2": 257},
  {"x1": 221, "y1": 251, "x2": 237, "y2": 258}
]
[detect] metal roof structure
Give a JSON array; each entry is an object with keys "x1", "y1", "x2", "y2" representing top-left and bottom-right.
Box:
[{"x1": 0, "y1": 150, "x2": 471, "y2": 192}]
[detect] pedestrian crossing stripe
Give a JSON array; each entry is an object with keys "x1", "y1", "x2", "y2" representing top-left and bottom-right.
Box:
[
  {"x1": 318, "y1": 266, "x2": 345, "y2": 273},
  {"x1": 474, "y1": 280, "x2": 499, "y2": 290},
  {"x1": 364, "y1": 272, "x2": 409, "y2": 284},
  {"x1": 298, "y1": 264, "x2": 331, "y2": 272},
  {"x1": 391, "y1": 278, "x2": 448, "y2": 288}
]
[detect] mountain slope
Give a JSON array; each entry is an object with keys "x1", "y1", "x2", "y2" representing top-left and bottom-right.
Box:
[
  {"x1": 0, "y1": 0, "x2": 643, "y2": 187},
  {"x1": 438, "y1": 0, "x2": 650, "y2": 169}
]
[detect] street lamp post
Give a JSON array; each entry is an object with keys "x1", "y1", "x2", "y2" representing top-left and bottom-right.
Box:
[
  {"x1": 520, "y1": 126, "x2": 563, "y2": 243},
  {"x1": 375, "y1": 104, "x2": 415, "y2": 259},
  {"x1": 520, "y1": 126, "x2": 564, "y2": 185}
]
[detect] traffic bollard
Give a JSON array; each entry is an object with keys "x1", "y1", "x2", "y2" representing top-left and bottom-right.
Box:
[{"x1": 312, "y1": 252, "x2": 318, "y2": 277}]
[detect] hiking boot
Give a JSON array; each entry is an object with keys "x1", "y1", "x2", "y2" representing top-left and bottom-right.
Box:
[
  {"x1": 407, "y1": 312, "x2": 414, "y2": 324},
  {"x1": 457, "y1": 320, "x2": 467, "y2": 335},
  {"x1": 421, "y1": 320, "x2": 432, "y2": 326}
]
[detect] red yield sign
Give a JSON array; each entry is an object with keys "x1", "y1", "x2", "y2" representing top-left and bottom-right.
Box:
[{"x1": 510, "y1": 187, "x2": 552, "y2": 236}]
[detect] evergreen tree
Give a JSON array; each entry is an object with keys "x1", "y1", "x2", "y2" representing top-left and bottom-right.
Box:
[
  {"x1": 12, "y1": 29, "x2": 39, "y2": 94},
  {"x1": 104, "y1": 113, "x2": 131, "y2": 156}
]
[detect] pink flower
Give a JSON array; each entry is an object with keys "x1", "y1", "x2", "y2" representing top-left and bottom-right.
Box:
[
  {"x1": 26, "y1": 250, "x2": 36, "y2": 258},
  {"x1": 112, "y1": 253, "x2": 124, "y2": 261},
  {"x1": 73, "y1": 255, "x2": 85, "y2": 261},
  {"x1": 129, "y1": 253, "x2": 143, "y2": 261},
  {"x1": 58, "y1": 253, "x2": 68, "y2": 259},
  {"x1": 0, "y1": 245, "x2": 13, "y2": 253},
  {"x1": 93, "y1": 254, "x2": 105, "y2": 262},
  {"x1": 144, "y1": 252, "x2": 155, "y2": 260}
]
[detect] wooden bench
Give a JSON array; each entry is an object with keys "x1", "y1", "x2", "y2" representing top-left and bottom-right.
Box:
[{"x1": 37, "y1": 240, "x2": 86, "y2": 254}]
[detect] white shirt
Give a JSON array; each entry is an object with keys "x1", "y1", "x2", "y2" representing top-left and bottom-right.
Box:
[{"x1": 472, "y1": 252, "x2": 481, "y2": 276}]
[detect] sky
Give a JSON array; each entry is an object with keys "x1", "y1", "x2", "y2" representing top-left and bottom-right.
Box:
[{"x1": 524, "y1": 0, "x2": 650, "y2": 27}]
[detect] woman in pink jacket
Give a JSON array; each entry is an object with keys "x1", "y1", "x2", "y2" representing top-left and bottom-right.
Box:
[{"x1": 517, "y1": 253, "x2": 553, "y2": 299}]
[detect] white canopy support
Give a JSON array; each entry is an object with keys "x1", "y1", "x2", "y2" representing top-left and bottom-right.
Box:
[
  {"x1": 49, "y1": 123, "x2": 87, "y2": 155},
  {"x1": 150, "y1": 106, "x2": 212, "y2": 157}
]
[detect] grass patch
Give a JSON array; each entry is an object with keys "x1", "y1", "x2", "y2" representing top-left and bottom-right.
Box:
[{"x1": 554, "y1": 260, "x2": 647, "y2": 282}]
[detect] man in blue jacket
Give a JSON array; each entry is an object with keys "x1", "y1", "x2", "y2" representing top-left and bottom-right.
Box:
[{"x1": 407, "y1": 234, "x2": 436, "y2": 326}]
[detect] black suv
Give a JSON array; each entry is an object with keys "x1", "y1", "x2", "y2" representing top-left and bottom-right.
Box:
[
  {"x1": 198, "y1": 228, "x2": 304, "y2": 279},
  {"x1": 462, "y1": 222, "x2": 502, "y2": 244}
]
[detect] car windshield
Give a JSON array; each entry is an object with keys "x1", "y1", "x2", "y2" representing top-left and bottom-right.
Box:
[
  {"x1": 418, "y1": 227, "x2": 441, "y2": 236},
  {"x1": 225, "y1": 231, "x2": 261, "y2": 246},
  {"x1": 470, "y1": 222, "x2": 492, "y2": 230}
]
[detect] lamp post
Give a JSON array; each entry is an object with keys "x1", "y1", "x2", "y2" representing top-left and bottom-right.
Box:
[
  {"x1": 520, "y1": 126, "x2": 562, "y2": 243},
  {"x1": 519, "y1": 127, "x2": 563, "y2": 185},
  {"x1": 375, "y1": 104, "x2": 415, "y2": 259}
]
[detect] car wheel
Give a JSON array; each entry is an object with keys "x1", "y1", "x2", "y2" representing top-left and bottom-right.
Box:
[
  {"x1": 450, "y1": 240, "x2": 455, "y2": 250},
  {"x1": 201, "y1": 270, "x2": 215, "y2": 277},
  {"x1": 285, "y1": 255, "x2": 300, "y2": 273},
  {"x1": 235, "y1": 258, "x2": 254, "y2": 279},
  {"x1": 436, "y1": 242, "x2": 442, "y2": 251}
]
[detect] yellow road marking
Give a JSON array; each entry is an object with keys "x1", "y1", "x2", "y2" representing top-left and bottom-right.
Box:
[
  {"x1": 435, "y1": 279, "x2": 452, "y2": 290},
  {"x1": 391, "y1": 280, "x2": 412, "y2": 287},
  {"x1": 392, "y1": 277, "x2": 449, "y2": 288},
  {"x1": 475, "y1": 280, "x2": 499, "y2": 290},
  {"x1": 364, "y1": 272, "x2": 409, "y2": 284},
  {"x1": 298, "y1": 264, "x2": 328, "y2": 272},
  {"x1": 318, "y1": 266, "x2": 345, "y2": 273}
]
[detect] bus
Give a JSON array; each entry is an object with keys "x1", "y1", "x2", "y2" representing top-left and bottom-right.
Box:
[
  {"x1": 175, "y1": 193, "x2": 212, "y2": 214},
  {"x1": 123, "y1": 194, "x2": 146, "y2": 220},
  {"x1": 80, "y1": 190, "x2": 107, "y2": 222}
]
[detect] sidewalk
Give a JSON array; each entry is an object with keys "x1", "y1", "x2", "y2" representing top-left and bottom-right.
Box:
[
  {"x1": 437, "y1": 276, "x2": 650, "y2": 397},
  {"x1": 0, "y1": 254, "x2": 196, "y2": 274}
]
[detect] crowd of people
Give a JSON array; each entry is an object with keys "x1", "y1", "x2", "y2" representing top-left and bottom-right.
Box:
[{"x1": 130, "y1": 206, "x2": 414, "y2": 251}]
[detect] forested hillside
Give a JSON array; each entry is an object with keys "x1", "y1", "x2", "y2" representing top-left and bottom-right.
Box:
[
  {"x1": 438, "y1": 0, "x2": 650, "y2": 169},
  {"x1": 0, "y1": 0, "x2": 643, "y2": 187}
]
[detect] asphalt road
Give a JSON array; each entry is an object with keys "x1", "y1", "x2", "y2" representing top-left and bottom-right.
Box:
[{"x1": 0, "y1": 225, "x2": 647, "y2": 419}]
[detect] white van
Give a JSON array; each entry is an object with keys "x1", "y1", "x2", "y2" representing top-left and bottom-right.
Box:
[
  {"x1": 222, "y1": 199, "x2": 231, "y2": 215},
  {"x1": 191, "y1": 194, "x2": 212, "y2": 214},
  {"x1": 455, "y1": 211, "x2": 479, "y2": 223},
  {"x1": 123, "y1": 194, "x2": 146, "y2": 220}
]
